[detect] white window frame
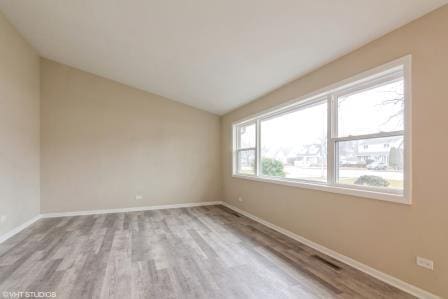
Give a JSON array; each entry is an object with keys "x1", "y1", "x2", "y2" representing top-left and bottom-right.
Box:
[{"x1": 232, "y1": 56, "x2": 412, "y2": 204}]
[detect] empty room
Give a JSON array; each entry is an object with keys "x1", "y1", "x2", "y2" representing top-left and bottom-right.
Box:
[{"x1": 0, "y1": 1, "x2": 447, "y2": 298}]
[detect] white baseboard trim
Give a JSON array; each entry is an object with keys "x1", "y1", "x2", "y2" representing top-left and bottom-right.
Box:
[
  {"x1": 220, "y1": 202, "x2": 440, "y2": 299},
  {"x1": 1, "y1": 202, "x2": 222, "y2": 244},
  {"x1": 0, "y1": 214, "x2": 42, "y2": 244},
  {"x1": 41, "y1": 201, "x2": 223, "y2": 218}
]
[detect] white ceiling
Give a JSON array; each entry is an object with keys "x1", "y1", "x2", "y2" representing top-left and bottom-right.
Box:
[{"x1": 1, "y1": 1, "x2": 447, "y2": 114}]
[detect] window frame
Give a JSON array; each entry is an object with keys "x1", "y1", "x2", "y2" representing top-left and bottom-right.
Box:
[
  {"x1": 232, "y1": 56, "x2": 412, "y2": 204},
  {"x1": 330, "y1": 70, "x2": 405, "y2": 195}
]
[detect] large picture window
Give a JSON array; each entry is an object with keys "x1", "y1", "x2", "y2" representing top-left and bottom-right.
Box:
[{"x1": 232, "y1": 57, "x2": 411, "y2": 204}]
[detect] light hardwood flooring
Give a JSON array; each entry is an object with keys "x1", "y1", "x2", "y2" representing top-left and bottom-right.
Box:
[{"x1": 0, "y1": 205, "x2": 414, "y2": 298}]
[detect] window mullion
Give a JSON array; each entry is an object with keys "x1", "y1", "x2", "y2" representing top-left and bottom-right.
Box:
[
  {"x1": 327, "y1": 95, "x2": 337, "y2": 185},
  {"x1": 255, "y1": 119, "x2": 261, "y2": 177},
  {"x1": 232, "y1": 125, "x2": 237, "y2": 175}
]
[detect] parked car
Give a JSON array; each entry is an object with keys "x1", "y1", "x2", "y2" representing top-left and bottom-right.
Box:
[{"x1": 367, "y1": 162, "x2": 388, "y2": 170}]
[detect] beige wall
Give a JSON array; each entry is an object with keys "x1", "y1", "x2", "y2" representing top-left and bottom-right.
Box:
[
  {"x1": 0, "y1": 12, "x2": 40, "y2": 237},
  {"x1": 222, "y1": 5, "x2": 448, "y2": 297},
  {"x1": 40, "y1": 59, "x2": 221, "y2": 213}
]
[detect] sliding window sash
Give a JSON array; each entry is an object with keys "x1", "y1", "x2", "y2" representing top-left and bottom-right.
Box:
[{"x1": 332, "y1": 130, "x2": 404, "y2": 143}]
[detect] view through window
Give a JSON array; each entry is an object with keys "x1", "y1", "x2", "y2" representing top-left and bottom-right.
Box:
[{"x1": 260, "y1": 102, "x2": 327, "y2": 181}]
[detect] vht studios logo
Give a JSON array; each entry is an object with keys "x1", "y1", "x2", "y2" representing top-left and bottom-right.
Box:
[{"x1": 2, "y1": 291, "x2": 57, "y2": 298}]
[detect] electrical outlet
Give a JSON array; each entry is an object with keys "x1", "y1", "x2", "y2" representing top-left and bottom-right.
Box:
[
  {"x1": 238, "y1": 196, "x2": 243, "y2": 202},
  {"x1": 135, "y1": 195, "x2": 143, "y2": 200},
  {"x1": 0, "y1": 215, "x2": 6, "y2": 223},
  {"x1": 416, "y1": 256, "x2": 434, "y2": 270}
]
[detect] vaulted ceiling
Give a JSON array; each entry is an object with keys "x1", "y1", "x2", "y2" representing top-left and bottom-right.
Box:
[{"x1": 1, "y1": 0, "x2": 447, "y2": 114}]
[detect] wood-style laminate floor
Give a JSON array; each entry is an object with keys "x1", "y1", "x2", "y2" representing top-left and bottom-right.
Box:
[{"x1": 0, "y1": 205, "x2": 414, "y2": 299}]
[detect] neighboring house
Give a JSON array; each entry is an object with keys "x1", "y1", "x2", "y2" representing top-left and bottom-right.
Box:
[
  {"x1": 286, "y1": 144, "x2": 325, "y2": 167},
  {"x1": 356, "y1": 138, "x2": 403, "y2": 166},
  {"x1": 262, "y1": 143, "x2": 326, "y2": 167}
]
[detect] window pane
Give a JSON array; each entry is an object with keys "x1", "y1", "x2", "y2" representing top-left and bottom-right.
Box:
[
  {"x1": 238, "y1": 123, "x2": 256, "y2": 149},
  {"x1": 337, "y1": 79, "x2": 404, "y2": 137},
  {"x1": 261, "y1": 102, "x2": 327, "y2": 181},
  {"x1": 336, "y1": 136, "x2": 404, "y2": 190},
  {"x1": 237, "y1": 149, "x2": 255, "y2": 175}
]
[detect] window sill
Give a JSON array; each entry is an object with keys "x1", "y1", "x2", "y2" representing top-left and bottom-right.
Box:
[{"x1": 232, "y1": 174, "x2": 410, "y2": 205}]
